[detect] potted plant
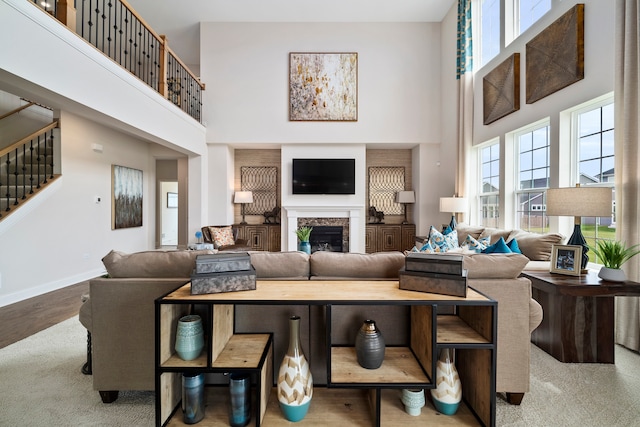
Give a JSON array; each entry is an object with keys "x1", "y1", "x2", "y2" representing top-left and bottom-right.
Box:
[
  {"x1": 589, "y1": 240, "x2": 640, "y2": 282},
  {"x1": 295, "y1": 226, "x2": 313, "y2": 254}
]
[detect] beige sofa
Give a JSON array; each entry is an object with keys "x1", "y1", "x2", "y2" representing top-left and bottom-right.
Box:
[{"x1": 79, "y1": 248, "x2": 542, "y2": 406}]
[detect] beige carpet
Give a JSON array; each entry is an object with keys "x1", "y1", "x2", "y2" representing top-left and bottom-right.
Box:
[{"x1": 1, "y1": 316, "x2": 639, "y2": 426}]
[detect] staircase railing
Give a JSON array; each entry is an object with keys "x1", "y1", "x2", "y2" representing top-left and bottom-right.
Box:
[
  {"x1": 0, "y1": 121, "x2": 59, "y2": 220},
  {"x1": 27, "y1": 0, "x2": 204, "y2": 123}
]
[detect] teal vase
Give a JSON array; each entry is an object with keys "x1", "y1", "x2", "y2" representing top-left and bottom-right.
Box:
[
  {"x1": 175, "y1": 315, "x2": 204, "y2": 361},
  {"x1": 298, "y1": 241, "x2": 311, "y2": 254}
]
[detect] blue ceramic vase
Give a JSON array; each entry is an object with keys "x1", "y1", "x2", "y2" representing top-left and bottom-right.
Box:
[
  {"x1": 298, "y1": 241, "x2": 311, "y2": 254},
  {"x1": 175, "y1": 315, "x2": 204, "y2": 361}
]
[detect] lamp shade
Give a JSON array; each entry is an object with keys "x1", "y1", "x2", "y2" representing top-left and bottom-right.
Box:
[
  {"x1": 546, "y1": 187, "x2": 612, "y2": 217},
  {"x1": 233, "y1": 191, "x2": 253, "y2": 204},
  {"x1": 439, "y1": 197, "x2": 468, "y2": 213},
  {"x1": 395, "y1": 191, "x2": 415, "y2": 204}
]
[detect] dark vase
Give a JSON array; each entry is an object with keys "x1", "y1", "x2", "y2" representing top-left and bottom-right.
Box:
[
  {"x1": 355, "y1": 319, "x2": 385, "y2": 369},
  {"x1": 182, "y1": 372, "x2": 205, "y2": 424},
  {"x1": 228, "y1": 373, "x2": 251, "y2": 427},
  {"x1": 277, "y1": 315, "x2": 313, "y2": 422}
]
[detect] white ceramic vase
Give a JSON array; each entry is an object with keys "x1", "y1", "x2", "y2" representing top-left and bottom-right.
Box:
[
  {"x1": 431, "y1": 348, "x2": 462, "y2": 415},
  {"x1": 401, "y1": 389, "x2": 425, "y2": 416},
  {"x1": 598, "y1": 267, "x2": 626, "y2": 282}
]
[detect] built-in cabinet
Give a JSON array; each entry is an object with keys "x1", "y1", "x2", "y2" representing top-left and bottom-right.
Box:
[
  {"x1": 235, "y1": 224, "x2": 281, "y2": 252},
  {"x1": 365, "y1": 224, "x2": 416, "y2": 253},
  {"x1": 155, "y1": 280, "x2": 496, "y2": 426}
]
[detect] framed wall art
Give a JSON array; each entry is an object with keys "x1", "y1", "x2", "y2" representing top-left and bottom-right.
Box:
[
  {"x1": 289, "y1": 52, "x2": 358, "y2": 121},
  {"x1": 483, "y1": 53, "x2": 520, "y2": 125},
  {"x1": 526, "y1": 4, "x2": 584, "y2": 104},
  {"x1": 167, "y1": 192, "x2": 178, "y2": 208},
  {"x1": 550, "y1": 244, "x2": 582, "y2": 276},
  {"x1": 111, "y1": 165, "x2": 143, "y2": 229}
]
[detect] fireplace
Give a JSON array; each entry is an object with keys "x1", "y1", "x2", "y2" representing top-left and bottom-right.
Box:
[
  {"x1": 284, "y1": 206, "x2": 364, "y2": 253},
  {"x1": 309, "y1": 226, "x2": 344, "y2": 252}
]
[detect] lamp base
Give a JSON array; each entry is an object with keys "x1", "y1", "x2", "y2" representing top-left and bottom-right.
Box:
[
  {"x1": 449, "y1": 215, "x2": 457, "y2": 230},
  {"x1": 567, "y1": 223, "x2": 589, "y2": 274}
]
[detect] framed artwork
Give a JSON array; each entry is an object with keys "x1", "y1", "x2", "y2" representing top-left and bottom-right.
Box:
[
  {"x1": 289, "y1": 52, "x2": 358, "y2": 121},
  {"x1": 483, "y1": 53, "x2": 520, "y2": 125},
  {"x1": 526, "y1": 4, "x2": 584, "y2": 104},
  {"x1": 550, "y1": 244, "x2": 582, "y2": 276},
  {"x1": 167, "y1": 192, "x2": 178, "y2": 208},
  {"x1": 111, "y1": 165, "x2": 143, "y2": 229}
]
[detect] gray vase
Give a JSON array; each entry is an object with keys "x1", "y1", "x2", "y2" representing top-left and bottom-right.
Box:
[{"x1": 355, "y1": 319, "x2": 385, "y2": 369}]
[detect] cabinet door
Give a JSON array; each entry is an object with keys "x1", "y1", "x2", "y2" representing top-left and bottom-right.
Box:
[
  {"x1": 268, "y1": 225, "x2": 281, "y2": 252},
  {"x1": 377, "y1": 225, "x2": 401, "y2": 252},
  {"x1": 244, "y1": 226, "x2": 268, "y2": 251},
  {"x1": 365, "y1": 225, "x2": 377, "y2": 253},
  {"x1": 401, "y1": 224, "x2": 416, "y2": 252}
]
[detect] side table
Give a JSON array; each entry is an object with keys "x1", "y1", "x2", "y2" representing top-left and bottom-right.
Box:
[{"x1": 522, "y1": 270, "x2": 640, "y2": 363}]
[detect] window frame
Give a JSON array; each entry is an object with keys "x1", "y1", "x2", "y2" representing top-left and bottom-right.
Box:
[{"x1": 478, "y1": 140, "x2": 501, "y2": 228}]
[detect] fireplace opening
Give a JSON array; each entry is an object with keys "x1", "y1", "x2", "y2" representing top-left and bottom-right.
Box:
[{"x1": 309, "y1": 226, "x2": 344, "y2": 253}]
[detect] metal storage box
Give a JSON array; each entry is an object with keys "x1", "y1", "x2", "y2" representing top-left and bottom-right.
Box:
[
  {"x1": 191, "y1": 268, "x2": 257, "y2": 295},
  {"x1": 405, "y1": 253, "x2": 465, "y2": 276},
  {"x1": 195, "y1": 252, "x2": 251, "y2": 274},
  {"x1": 399, "y1": 268, "x2": 468, "y2": 298}
]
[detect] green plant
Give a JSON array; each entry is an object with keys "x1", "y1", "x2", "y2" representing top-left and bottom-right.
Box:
[
  {"x1": 589, "y1": 240, "x2": 640, "y2": 269},
  {"x1": 294, "y1": 226, "x2": 313, "y2": 242}
]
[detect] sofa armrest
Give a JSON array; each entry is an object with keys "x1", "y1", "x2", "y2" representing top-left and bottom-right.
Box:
[{"x1": 90, "y1": 278, "x2": 189, "y2": 391}]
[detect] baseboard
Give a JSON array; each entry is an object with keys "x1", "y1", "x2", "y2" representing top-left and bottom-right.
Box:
[{"x1": 0, "y1": 267, "x2": 106, "y2": 308}]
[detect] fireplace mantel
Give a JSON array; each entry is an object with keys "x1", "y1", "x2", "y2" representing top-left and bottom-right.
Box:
[{"x1": 284, "y1": 206, "x2": 364, "y2": 253}]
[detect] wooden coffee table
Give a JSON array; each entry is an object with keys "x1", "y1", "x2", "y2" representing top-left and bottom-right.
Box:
[{"x1": 522, "y1": 270, "x2": 640, "y2": 363}]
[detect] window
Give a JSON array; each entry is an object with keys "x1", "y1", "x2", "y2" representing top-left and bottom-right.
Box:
[
  {"x1": 575, "y1": 100, "x2": 615, "y2": 263},
  {"x1": 479, "y1": 142, "x2": 500, "y2": 227},
  {"x1": 515, "y1": 0, "x2": 551, "y2": 37},
  {"x1": 478, "y1": 0, "x2": 501, "y2": 68},
  {"x1": 516, "y1": 123, "x2": 550, "y2": 232}
]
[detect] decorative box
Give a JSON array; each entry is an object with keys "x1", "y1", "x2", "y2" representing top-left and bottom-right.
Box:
[
  {"x1": 405, "y1": 253, "x2": 464, "y2": 276},
  {"x1": 195, "y1": 252, "x2": 251, "y2": 274},
  {"x1": 191, "y1": 268, "x2": 257, "y2": 295},
  {"x1": 399, "y1": 268, "x2": 468, "y2": 298}
]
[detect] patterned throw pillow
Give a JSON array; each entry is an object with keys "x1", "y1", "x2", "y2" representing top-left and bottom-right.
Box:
[
  {"x1": 428, "y1": 226, "x2": 459, "y2": 253},
  {"x1": 465, "y1": 235, "x2": 490, "y2": 253},
  {"x1": 208, "y1": 226, "x2": 235, "y2": 247}
]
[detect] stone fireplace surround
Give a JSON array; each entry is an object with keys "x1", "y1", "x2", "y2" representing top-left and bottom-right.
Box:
[{"x1": 284, "y1": 206, "x2": 364, "y2": 253}]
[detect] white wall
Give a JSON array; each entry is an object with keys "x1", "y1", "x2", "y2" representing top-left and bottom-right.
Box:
[
  {"x1": 0, "y1": 111, "x2": 157, "y2": 306},
  {"x1": 200, "y1": 22, "x2": 442, "y2": 145}
]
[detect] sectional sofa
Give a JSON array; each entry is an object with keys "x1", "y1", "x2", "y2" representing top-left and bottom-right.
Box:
[{"x1": 79, "y1": 247, "x2": 543, "y2": 406}]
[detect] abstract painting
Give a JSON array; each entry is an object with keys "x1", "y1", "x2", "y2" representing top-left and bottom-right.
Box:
[
  {"x1": 483, "y1": 53, "x2": 520, "y2": 125},
  {"x1": 112, "y1": 165, "x2": 143, "y2": 229},
  {"x1": 289, "y1": 52, "x2": 358, "y2": 121},
  {"x1": 526, "y1": 4, "x2": 584, "y2": 104}
]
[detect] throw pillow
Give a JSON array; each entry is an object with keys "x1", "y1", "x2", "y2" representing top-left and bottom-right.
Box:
[
  {"x1": 482, "y1": 237, "x2": 512, "y2": 254},
  {"x1": 465, "y1": 235, "x2": 490, "y2": 253},
  {"x1": 429, "y1": 225, "x2": 459, "y2": 253},
  {"x1": 208, "y1": 226, "x2": 235, "y2": 248},
  {"x1": 506, "y1": 238, "x2": 522, "y2": 254}
]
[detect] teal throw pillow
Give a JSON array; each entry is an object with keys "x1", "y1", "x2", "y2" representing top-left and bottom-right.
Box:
[
  {"x1": 506, "y1": 238, "x2": 522, "y2": 254},
  {"x1": 482, "y1": 237, "x2": 512, "y2": 254}
]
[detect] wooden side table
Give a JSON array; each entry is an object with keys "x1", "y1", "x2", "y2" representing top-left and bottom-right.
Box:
[{"x1": 522, "y1": 270, "x2": 640, "y2": 363}]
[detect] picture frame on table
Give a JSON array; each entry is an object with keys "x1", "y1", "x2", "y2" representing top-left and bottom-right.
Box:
[{"x1": 550, "y1": 244, "x2": 582, "y2": 276}]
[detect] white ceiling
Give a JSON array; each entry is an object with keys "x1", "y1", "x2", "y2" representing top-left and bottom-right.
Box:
[{"x1": 127, "y1": 0, "x2": 456, "y2": 70}]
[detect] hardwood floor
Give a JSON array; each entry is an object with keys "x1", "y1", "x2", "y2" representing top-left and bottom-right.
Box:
[{"x1": 0, "y1": 280, "x2": 90, "y2": 349}]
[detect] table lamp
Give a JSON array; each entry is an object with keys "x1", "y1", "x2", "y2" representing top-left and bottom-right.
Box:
[
  {"x1": 395, "y1": 191, "x2": 415, "y2": 224},
  {"x1": 234, "y1": 191, "x2": 253, "y2": 224},
  {"x1": 546, "y1": 185, "x2": 613, "y2": 273},
  {"x1": 439, "y1": 196, "x2": 468, "y2": 230}
]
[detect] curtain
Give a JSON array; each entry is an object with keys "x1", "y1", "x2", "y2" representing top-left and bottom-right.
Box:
[
  {"x1": 456, "y1": 0, "x2": 474, "y2": 223},
  {"x1": 614, "y1": 0, "x2": 640, "y2": 352}
]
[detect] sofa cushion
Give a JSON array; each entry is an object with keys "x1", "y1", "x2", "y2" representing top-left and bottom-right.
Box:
[
  {"x1": 249, "y1": 251, "x2": 310, "y2": 279},
  {"x1": 463, "y1": 253, "x2": 529, "y2": 279},
  {"x1": 478, "y1": 227, "x2": 513, "y2": 244},
  {"x1": 455, "y1": 224, "x2": 485, "y2": 242},
  {"x1": 507, "y1": 230, "x2": 564, "y2": 261},
  {"x1": 310, "y1": 251, "x2": 405, "y2": 279},
  {"x1": 102, "y1": 250, "x2": 212, "y2": 278},
  {"x1": 208, "y1": 226, "x2": 235, "y2": 247}
]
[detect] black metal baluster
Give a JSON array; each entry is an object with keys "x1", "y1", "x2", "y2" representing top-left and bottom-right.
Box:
[
  {"x1": 29, "y1": 140, "x2": 35, "y2": 194},
  {"x1": 21, "y1": 144, "x2": 26, "y2": 200},
  {"x1": 49, "y1": 129, "x2": 55, "y2": 180},
  {"x1": 3, "y1": 153, "x2": 10, "y2": 211},
  {"x1": 12, "y1": 148, "x2": 18, "y2": 206},
  {"x1": 36, "y1": 135, "x2": 42, "y2": 189}
]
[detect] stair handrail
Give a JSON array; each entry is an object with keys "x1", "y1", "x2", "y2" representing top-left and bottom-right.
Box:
[
  {"x1": 0, "y1": 121, "x2": 59, "y2": 159},
  {"x1": 0, "y1": 102, "x2": 36, "y2": 122}
]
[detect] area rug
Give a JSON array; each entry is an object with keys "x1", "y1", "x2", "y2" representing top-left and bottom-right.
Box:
[{"x1": 1, "y1": 315, "x2": 640, "y2": 426}]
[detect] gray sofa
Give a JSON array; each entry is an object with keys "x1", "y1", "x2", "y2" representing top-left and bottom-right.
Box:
[{"x1": 79, "y1": 249, "x2": 542, "y2": 405}]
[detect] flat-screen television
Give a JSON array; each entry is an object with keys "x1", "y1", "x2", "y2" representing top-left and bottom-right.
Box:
[{"x1": 292, "y1": 158, "x2": 356, "y2": 195}]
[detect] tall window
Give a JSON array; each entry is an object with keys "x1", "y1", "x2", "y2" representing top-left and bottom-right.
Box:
[
  {"x1": 479, "y1": 0, "x2": 501, "y2": 68},
  {"x1": 516, "y1": 124, "x2": 550, "y2": 232},
  {"x1": 576, "y1": 101, "x2": 615, "y2": 263},
  {"x1": 479, "y1": 142, "x2": 500, "y2": 227},
  {"x1": 516, "y1": 0, "x2": 551, "y2": 36}
]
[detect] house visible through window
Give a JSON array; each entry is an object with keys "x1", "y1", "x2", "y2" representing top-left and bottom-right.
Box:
[
  {"x1": 516, "y1": 123, "x2": 550, "y2": 233},
  {"x1": 479, "y1": 142, "x2": 500, "y2": 228}
]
